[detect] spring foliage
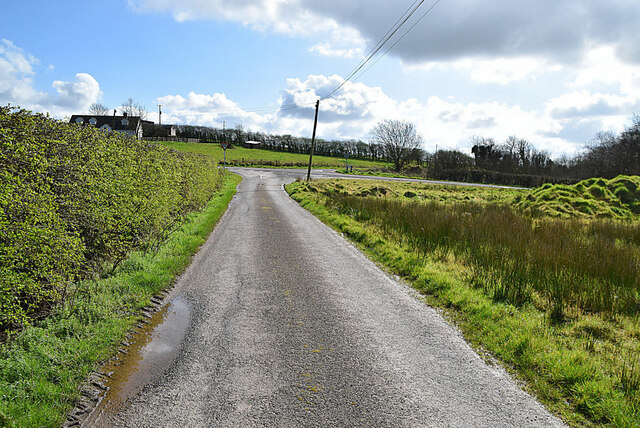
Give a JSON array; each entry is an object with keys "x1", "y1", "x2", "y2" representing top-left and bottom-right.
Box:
[{"x1": 0, "y1": 107, "x2": 222, "y2": 335}]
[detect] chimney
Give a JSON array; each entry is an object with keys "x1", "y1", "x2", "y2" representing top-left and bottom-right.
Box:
[{"x1": 123, "y1": 111, "x2": 128, "y2": 117}]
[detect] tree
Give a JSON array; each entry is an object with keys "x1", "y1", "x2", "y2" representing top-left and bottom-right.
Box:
[
  {"x1": 88, "y1": 103, "x2": 110, "y2": 115},
  {"x1": 371, "y1": 119, "x2": 423, "y2": 171},
  {"x1": 121, "y1": 97, "x2": 148, "y2": 119}
]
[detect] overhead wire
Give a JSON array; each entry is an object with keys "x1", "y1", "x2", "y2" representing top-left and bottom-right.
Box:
[
  {"x1": 352, "y1": 0, "x2": 442, "y2": 83},
  {"x1": 321, "y1": 0, "x2": 428, "y2": 101},
  {"x1": 334, "y1": 0, "x2": 422, "y2": 88},
  {"x1": 207, "y1": 0, "x2": 442, "y2": 118}
]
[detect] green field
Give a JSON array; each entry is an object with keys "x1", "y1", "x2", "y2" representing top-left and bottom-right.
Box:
[
  {"x1": 287, "y1": 178, "x2": 640, "y2": 427},
  {"x1": 158, "y1": 141, "x2": 391, "y2": 170}
]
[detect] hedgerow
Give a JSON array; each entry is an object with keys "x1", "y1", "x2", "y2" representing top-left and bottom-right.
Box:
[{"x1": 0, "y1": 106, "x2": 222, "y2": 337}]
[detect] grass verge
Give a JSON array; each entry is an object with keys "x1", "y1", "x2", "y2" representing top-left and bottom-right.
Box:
[
  {"x1": 0, "y1": 172, "x2": 242, "y2": 428},
  {"x1": 287, "y1": 179, "x2": 640, "y2": 427}
]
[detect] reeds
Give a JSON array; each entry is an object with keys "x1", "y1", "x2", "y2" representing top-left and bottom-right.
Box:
[{"x1": 330, "y1": 195, "x2": 640, "y2": 318}]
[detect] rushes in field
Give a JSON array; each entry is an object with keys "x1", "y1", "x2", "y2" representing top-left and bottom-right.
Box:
[{"x1": 329, "y1": 195, "x2": 640, "y2": 317}]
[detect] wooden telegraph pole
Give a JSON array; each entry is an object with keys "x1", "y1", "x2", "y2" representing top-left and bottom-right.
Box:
[{"x1": 306, "y1": 100, "x2": 320, "y2": 182}]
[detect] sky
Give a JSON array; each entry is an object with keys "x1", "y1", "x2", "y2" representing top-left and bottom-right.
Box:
[{"x1": 2, "y1": 0, "x2": 640, "y2": 157}]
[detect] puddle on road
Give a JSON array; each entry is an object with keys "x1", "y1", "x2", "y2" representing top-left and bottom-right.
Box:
[{"x1": 84, "y1": 296, "x2": 191, "y2": 426}]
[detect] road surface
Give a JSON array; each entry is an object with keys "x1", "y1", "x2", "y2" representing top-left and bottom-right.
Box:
[{"x1": 97, "y1": 168, "x2": 562, "y2": 427}]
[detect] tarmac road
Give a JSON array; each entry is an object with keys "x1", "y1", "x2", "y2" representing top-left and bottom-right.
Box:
[{"x1": 102, "y1": 168, "x2": 563, "y2": 427}]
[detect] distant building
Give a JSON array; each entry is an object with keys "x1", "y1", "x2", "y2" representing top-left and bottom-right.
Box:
[
  {"x1": 243, "y1": 140, "x2": 262, "y2": 149},
  {"x1": 69, "y1": 112, "x2": 143, "y2": 139},
  {"x1": 142, "y1": 121, "x2": 177, "y2": 138}
]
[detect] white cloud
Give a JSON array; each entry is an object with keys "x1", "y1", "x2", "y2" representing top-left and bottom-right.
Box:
[
  {"x1": 155, "y1": 74, "x2": 598, "y2": 157},
  {"x1": 0, "y1": 39, "x2": 101, "y2": 116},
  {"x1": 127, "y1": 0, "x2": 335, "y2": 36},
  {"x1": 405, "y1": 56, "x2": 557, "y2": 85},
  {"x1": 309, "y1": 43, "x2": 362, "y2": 59},
  {"x1": 308, "y1": 26, "x2": 365, "y2": 59},
  {"x1": 155, "y1": 91, "x2": 269, "y2": 130},
  {"x1": 546, "y1": 90, "x2": 634, "y2": 120},
  {"x1": 571, "y1": 46, "x2": 640, "y2": 98},
  {"x1": 51, "y1": 73, "x2": 101, "y2": 110}
]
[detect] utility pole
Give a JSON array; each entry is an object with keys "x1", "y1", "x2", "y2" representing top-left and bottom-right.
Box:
[
  {"x1": 157, "y1": 104, "x2": 162, "y2": 126},
  {"x1": 223, "y1": 121, "x2": 226, "y2": 144},
  {"x1": 306, "y1": 100, "x2": 320, "y2": 182}
]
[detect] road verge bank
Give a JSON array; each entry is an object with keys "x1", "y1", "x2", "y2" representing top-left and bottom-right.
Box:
[
  {"x1": 287, "y1": 179, "x2": 640, "y2": 428},
  {"x1": 0, "y1": 172, "x2": 242, "y2": 427}
]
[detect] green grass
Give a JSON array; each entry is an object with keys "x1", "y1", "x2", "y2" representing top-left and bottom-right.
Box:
[
  {"x1": 287, "y1": 178, "x2": 640, "y2": 427},
  {"x1": 0, "y1": 172, "x2": 242, "y2": 428},
  {"x1": 307, "y1": 178, "x2": 525, "y2": 204},
  {"x1": 157, "y1": 141, "x2": 391, "y2": 170}
]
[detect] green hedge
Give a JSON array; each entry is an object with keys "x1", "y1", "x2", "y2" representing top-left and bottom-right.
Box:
[
  {"x1": 427, "y1": 169, "x2": 578, "y2": 187},
  {"x1": 405, "y1": 167, "x2": 579, "y2": 188},
  {"x1": 0, "y1": 107, "x2": 223, "y2": 336}
]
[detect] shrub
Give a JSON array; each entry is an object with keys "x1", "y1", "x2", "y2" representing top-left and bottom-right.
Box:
[{"x1": 0, "y1": 107, "x2": 222, "y2": 336}]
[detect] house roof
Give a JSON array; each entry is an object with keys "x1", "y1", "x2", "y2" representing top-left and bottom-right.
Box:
[{"x1": 69, "y1": 115, "x2": 141, "y2": 132}]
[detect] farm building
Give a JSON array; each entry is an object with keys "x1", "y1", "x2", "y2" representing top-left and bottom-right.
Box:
[
  {"x1": 243, "y1": 140, "x2": 262, "y2": 149},
  {"x1": 142, "y1": 121, "x2": 177, "y2": 138}
]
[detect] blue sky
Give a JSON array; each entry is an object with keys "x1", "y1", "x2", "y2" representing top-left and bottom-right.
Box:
[{"x1": 2, "y1": 0, "x2": 640, "y2": 157}]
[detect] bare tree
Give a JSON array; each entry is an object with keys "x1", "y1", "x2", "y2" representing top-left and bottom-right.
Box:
[
  {"x1": 121, "y1": 97, "x2": 148, "y2": 119},
  {"x1": 371, "y1": 120, "x2": 423, "y2": 171},
  {"x1": 516, "y1": 138, "x2": 532, "y2": 169},
  {"x1": 88, "y1": 103, "x2": 110, "y2": 115}
]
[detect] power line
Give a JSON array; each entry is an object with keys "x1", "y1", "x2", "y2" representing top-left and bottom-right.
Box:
[
  {"x1": 180, "y1": 0, "x2": 441, "y2": 120},
  {"x1": 211, "y1": 1, "x2": 427, "y2": 118},
  {"x1": 322, "y1": 0, "x2": 428, "y2": 101},
  {"x1": 338, "y1": 0, "x2": 422, "y2": 88},
  {"x1": 353, "y1": 0, "x2": 442, "y2": 82}
]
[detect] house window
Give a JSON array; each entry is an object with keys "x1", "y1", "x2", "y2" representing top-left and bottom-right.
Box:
[
  {"x1": 121, "y1": 119, "x2": 129, "y2": 126},
  {"x1": 100, "y1": 124, "x2": 111, "y2": 132},
  {"x1": 89, "y1": 117, "x2": 97, "y2": 125},
  {"x1": 75, "y1": 117, "x2": 84, "y2": 124}
]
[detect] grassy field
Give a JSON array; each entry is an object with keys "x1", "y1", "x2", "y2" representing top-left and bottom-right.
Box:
[
  {"x1": 158, "y1": 141, "x2": 391, "y2": 170},
  {"x1": 287, "y1": 178, "x2": 640, "y2": 427},
  {"x1": 0, "y1": 172, "x2": 242, "y2": 427}
]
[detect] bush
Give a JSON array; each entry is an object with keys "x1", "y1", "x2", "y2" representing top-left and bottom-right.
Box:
[
  {"x1": 399, "y1": 166, "x2": 579, "y2": 188},
  {"x1": 0, "y1": 107, "x2": 222, "y2": 336}
]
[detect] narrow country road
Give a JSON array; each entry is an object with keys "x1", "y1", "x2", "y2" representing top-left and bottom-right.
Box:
[{"x1": 94, "y1": 168, "x2": 563, "y2": 427}]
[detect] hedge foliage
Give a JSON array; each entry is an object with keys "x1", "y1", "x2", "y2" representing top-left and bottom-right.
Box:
[
  {"x1": 0, "y1": 107, "x2": 223, "y2": 335},
  {"x1": 418, "y1": 167, "x2": 578, "y2": 188}
]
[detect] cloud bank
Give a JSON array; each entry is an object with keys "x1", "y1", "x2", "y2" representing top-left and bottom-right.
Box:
[
  {"x1": 129, "y1": 0, "x2": 640, "y2": 65},
  {"x1": 0, "y1": 39, "x2": 101, "y2": 116}
]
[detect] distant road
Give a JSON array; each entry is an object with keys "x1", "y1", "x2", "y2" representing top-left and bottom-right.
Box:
[
  {"x1": 103, "y1": 168, "x2": 560, "y2": 427},
  {"x1": 228, "y1": 167, "x2": 526, "y2": 189}
]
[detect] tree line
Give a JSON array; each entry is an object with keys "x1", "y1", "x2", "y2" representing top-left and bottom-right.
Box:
[{"x1": 173, "y1": 114, "x2": 640, "y2": 185}]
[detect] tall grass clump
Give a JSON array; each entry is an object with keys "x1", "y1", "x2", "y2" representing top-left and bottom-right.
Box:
[
  {"x1": 0, "y1": 107, "x2": 223, "y2": 337},
  {"x1": 330, "y1": 195, "x2": 640, "y2": 318}
]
